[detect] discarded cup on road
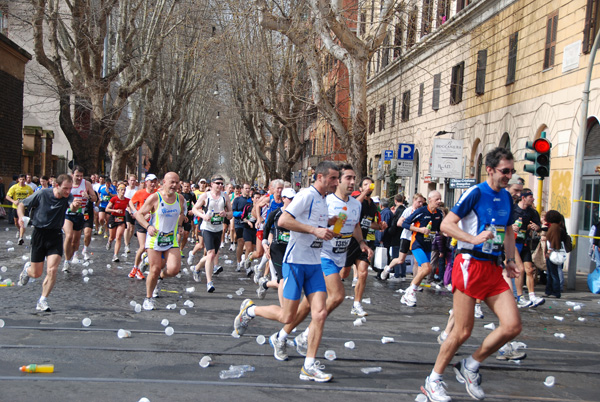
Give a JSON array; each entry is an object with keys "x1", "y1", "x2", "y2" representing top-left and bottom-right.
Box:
[
  {"x1": 415, "y1": 394, "x2": 428, "y2": 402},
  {"x1": 484, "y1": 323, "x2": 496, "y2": 330},
  {"x1": 554, "y1": 333, "x2": 565, "y2": 338},
  {"x1": 0, "y1": 319, "x2": 5, "y2": 328},
  {"x1": 227, "y1": 294, "x2": 233, "y2": 299},
  {"x1": 344, "y1": 341, "x2": 355, "y2": 349},
  {"x1": 184, "y1": 300, "x2": 194, "y2": 308},
  {"x1": 381, "y1": 336, "x2": 395, "y2": 344},
  {"x1": 22, "y1": 255, "x2": 29, "y2": 261},
  {"x1": 81, "y1": 269, "x2": 89, "y2": 276},
  {"x1": 130, "y1": 300, "x2": 137, "y2": 307},
  {"x1": 166, "y1": 304, "x2": 177, "y2": 310},
  {"x1": 106, "y1": 264, "x2": 111, "y2": 269},
  {"x1": 224, "y1": 260, "x2": 233, "y2": 265},
  {"x1": 553, "y1": 315, "x2": 564, "y2": 321},
  {"x1": 360, "y1": 367, "x2": 382, "y2": 374},
  {"x1": 186, "y1": 287, "x2": 195, "y2": 293},
  {"x1": 199, "y1": 356, "x2": 212, "y2": 368},
  {"x1": 7, "y1": 247, "x2": 14, "y2": 252},
  {"x1": 256, "y1": 335, "x2": 266, "y2": 345},
  {"x1": 1, "y1": 265, "x2": 7, "y2": 272},
  {"x1": 117, "y1": 329, "x2": 131, "y2": 338},
  {"x1": 431, "y1": 326, "x2": 440, "y2": 332},
  {"x1": 578, "y1": 317, "x2": 586, "y2": 322},
  {"x1": 353, "y1": 318, "x2": 363, "y2": 326},
  {"x1": 324, "y1": 350, "x2": 336, "y2": 360},
  {"x1": 235, "y1": 288, "x2": 244, "y2": 296},
  {"x1": 161, "y1": 319, "x2": 169, "y2": 327},
  {"x1": 83, "y1": 277, "x2": 90, "y2": 283},
  {"x1": 138, "y1": 398, "x2": 150, "y2": 402},
  {"x1": 134, "y1": 304, "x2": 142, "y2": 313},
  {"x1": 573, "y1": 305, "x2": 581, "y2": 311},
  {"x1": 363, "y1": 298, "x2": 371, "y2": 304},
  {"x1": 180, "y1": 309, "x2": 187, "y2": 316},
  {"x1": 544, "y1": 376, "x2": 555, "y2": 387},
  {"x1": 165, "y1": 327, "x2": 174, "y2": 336},
  {"x1": 81, "y1": 318, "x2": 91, "y2": 327},
  {"x1": 5, "y1": 241, "x2": 13, "y2": 246}
]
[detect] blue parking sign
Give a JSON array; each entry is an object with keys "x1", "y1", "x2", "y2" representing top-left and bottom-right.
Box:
[
  {"x1": 384, "y1": 150, "x2": 394, "y2": 160},
  {"x1": 398, "y1": 143, "x2": 415, "y2": 160}
]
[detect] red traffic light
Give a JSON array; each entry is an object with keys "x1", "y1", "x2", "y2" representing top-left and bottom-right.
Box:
[{"x1": 533, "y1": 138, "x2": 551, "y2": 153}]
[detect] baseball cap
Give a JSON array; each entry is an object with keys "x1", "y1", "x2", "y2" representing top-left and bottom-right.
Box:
[
  {"x1": 282, "y1": 188, "x2": 296, "y2": 199},
  {"x1": 507, "y1": 174, "x2": 521, "y2": 185},
  {"x1": 372, "y1": 196, "x2": 380, "y2": 203},
  {"x1": 145, "y1": 174, "x2": 157, "y2": 181},
  {"x1": 199, "y1": 178, "x2": 207, "y2": 183},
  {"x1": 351, "y1": 190, "x2": 361, "y2": 198}
]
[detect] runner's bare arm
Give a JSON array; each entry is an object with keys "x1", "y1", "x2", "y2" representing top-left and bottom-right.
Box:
[{"x1": 191, "y1": 193, "x2": 207, "y2": 219}]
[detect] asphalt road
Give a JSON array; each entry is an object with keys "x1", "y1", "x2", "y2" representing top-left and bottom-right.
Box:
[{"x1": 0, "y1": 220, "x2": 599, "y2": 402}]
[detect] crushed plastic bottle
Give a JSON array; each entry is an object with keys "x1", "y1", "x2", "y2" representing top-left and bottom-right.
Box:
[
  {"x1": 81, "y1": 318, "x2": 91, "y2": 327},
  {"x1": 360, "y1": 367, "x2": 382, "y2": 374},
  {"x1": 235, "y1": 288, "x2": 245, "y2": 296},
  {"x1": 324, "y1": 350, "x2": 337, "y2": 360},
  {"x1": 219, "y1": 365, "x2": 254, "y2": 379}
]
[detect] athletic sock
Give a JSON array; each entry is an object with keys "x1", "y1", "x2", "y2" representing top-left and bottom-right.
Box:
[
  {"x1": 38, "y1": 296, "x2": 47, "y2": 303},
  {"x1": 465, "y1": 355, "x2": 480, "y2": 371},
  {"x1": 258, "y1": 255, "x2": 268, "y2": 270},
  {"x1": 409, "y1": 284, "x2": 418, "y2": 292},
  {"x1": 247, "y1": 305, "x2": 256, "y2": 317},
  {"x1": 277, "y1": 328, "x2": 289, "y2": 341},
  {"x1": 302, "y1": 327, "x2": 309, "y2": 338},
  {"x1": 430, "y1": 369, "x2": 443, "y2": 382},
  {"x1": 353, "y1": 301, "x2": 361, "y2": 308},
  {"x1": 304, "y1": 357, "x2": 315, "y2": 370},
  {"x1": 529, "y1": 292, "x2": 536, "y2": 300}
]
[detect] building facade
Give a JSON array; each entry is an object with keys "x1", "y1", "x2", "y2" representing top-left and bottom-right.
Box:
[{"x1": 366, "y1": 0, "x2": 600, "y2": 272}]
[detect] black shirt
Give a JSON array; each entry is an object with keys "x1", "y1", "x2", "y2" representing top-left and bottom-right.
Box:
[{"x1": 21, "y1": 188, "x2": 73, "y2": 230}]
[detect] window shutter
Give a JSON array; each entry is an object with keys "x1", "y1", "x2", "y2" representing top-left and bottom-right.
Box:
[
  {"x1": 476, "y1": 50, "x2": 487, "y2": 95},
  {"x1": 507, "y1": 32, "x2": 518, "y2": 85},
  {"x1": 432, "y1": 73, "x2": 441, "y2": 111},
  {"x1": 457, "y1": 61, "x2": 464, "y2": 102},
  {"x1": 391, "y1": 97, "x2": 396, "y2": 127},
  {"x1": 583, "y1": 0, "x2": 596, "y2": 54},
  {"x1": 402, "y1": 90, "x2": 411, "y2": 122},
  {"x1": 418, "y1": 83, "x2": 424, "y2": 116}
]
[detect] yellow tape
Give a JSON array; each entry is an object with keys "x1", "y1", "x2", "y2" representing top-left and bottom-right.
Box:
[
  {"x1": 1, "y1": 204, "x2": 16, "y2": 208},
  {"x1": 573, "y1": 198, "x2": 600, "y2": 205},
  {"x1": 160, "y1": 289, "x2": 179, "y2": 293},
  {"x1": 571, "y1": 234, "x2": 600, "y2": 240}
]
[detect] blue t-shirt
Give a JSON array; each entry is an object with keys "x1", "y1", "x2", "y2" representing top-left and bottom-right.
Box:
[
  {"x1": 402, "y1": 205, "x2": 443, "y2": 253},
  {"x1": 265, "y1": 195, "x2": 284, "y2": 227},
  {"x1": 451, "y1": 181, "x2": 514, "y2": 258},
  {"x1": 98, "y1": 184, "x2": 117, "y2": 208}
]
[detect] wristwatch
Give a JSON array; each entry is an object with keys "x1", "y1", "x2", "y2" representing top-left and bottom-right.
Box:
[{"x1": 506, "y1": 258, "x2": 516, "y2": 263}]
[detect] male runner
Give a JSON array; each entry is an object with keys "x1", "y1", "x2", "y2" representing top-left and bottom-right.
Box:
[
  {"x1": 179, "y1": 181, "x2": 197, "y2": 257},
  {"x1": 124, "y1": 174, "x2": 139, "y2": 253},
  {"x1": 128, "y1": 174, "x2": 158, "y2": 280},
  {"x1": 62, "y1": 166, "x2": 97, "y2": 273},
  {"x1": 400, "y1": 191, "x2": 443, "y2": 307},
  {"x1": 6, "y1": 174, "x2": 34, "y2": 244},
  {"x1": 135, "y1": 172, "x2": 185, "y2": 310},
  {"x1": 97, "y1": 177, "x2": 116, "y2": 237},
  {"x1": 233, "y1": 161, "x2": 339, "y2": 382},
  {"x1": 191, "y1": 175, "x2": 232, "y2": 292},
  {"x1": 232, "y1": 183, "x2": 253, "y2": 271},
  {"x1": 253, "y1": 179, "x2": 284, "y2": 283},
  {"x1": 421, "y1": 147, "x2": 522, "y2": 402},
  {"x1": 17, "y1": 175, "x2": 75, "y2": 311}
]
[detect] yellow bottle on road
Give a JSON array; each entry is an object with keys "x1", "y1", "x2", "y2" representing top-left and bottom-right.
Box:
[{"x1": 19, "y1": 364, "x2": 54, "y2": 373}]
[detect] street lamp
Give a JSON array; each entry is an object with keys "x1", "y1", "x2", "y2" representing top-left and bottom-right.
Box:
[{"x1": 435, "y1": 130, "x2": 455, "y2": 136}]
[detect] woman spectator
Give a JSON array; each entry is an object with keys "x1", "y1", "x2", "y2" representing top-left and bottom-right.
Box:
[{"x1": 544, "y1": 210, "x2": 571, "y2": 298}]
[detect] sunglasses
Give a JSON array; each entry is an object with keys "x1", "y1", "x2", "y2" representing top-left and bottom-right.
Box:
[
  {"x1": 495, "y1": 168, "x2": 516, "y2": 175},
  {"x1": 213, "y1": 182, "x2": 224, "y2": 185}
]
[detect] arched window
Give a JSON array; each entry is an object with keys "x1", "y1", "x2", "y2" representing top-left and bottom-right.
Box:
[
  {"x1": 476, "y1": 153, "x2": 483, "y2": 183},
  {"x1": 499, "y1": 132, "x2": 511, "y2": 151},
  {"x1": 585, "y1": 120, "x2": 600, "y2": 157}
]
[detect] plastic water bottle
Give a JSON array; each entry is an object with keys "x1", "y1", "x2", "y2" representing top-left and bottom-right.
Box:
[
  {"x1": 219, "y1": 367, "x2": 245, "y2": 379},
  {"x1": 20, "y1": 364, "x2": 54, "y2": 373},
  {"x1": 482, "y1": 218, "x2": 496, "y2": 253}
]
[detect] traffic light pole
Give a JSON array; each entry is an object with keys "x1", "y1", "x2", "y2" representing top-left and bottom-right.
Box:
[{"x1": 537, "y1": 177, "x2": 543, "y2": 215}]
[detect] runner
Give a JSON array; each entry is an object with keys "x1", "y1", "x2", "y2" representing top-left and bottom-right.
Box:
[
  {"x1": 191, "y1": 175, "x2": 232, "y2": 292},
  {"x1": 128, "y1": 174, "x2": 158, "y2": 280},
  {"x1": 400, "y1": 190, "x2": 443, "y2": 307},
  {"x1": 105, "y1": 182, "x2": 130, "y2": 262},
  {"x1": 17, "y1": 174, "x2": 75, "y2": 312},
  {"x1": 343, "y1": 176, "x2": 387, "y2": 317},
  {"x1": 97, "y1": 177, "x2": 116, "y2": 238},
  {"x1": 420, "y1": 147, "x2": 521, "y2": 402},
  {"x1": 135, "y1": 172, "x2": 185, "y2": 310},
  {"x1": 6, "y1": 174, "x2": 34, "y2": 245},
  {"x1": 179, "y1": 181, "x2": 197, "y2": 258},
  {"x1": 232, "y1": 183, "x2": 253, "y2": 272},
  {"x1": 62, "y1": 166, "x2": 97, "y2": 273},
  {"x1": 35, "y1": 176, "x2": 51, "y2": 191},
  {"x1": 232, "y1": 161, "x2": 339, "y2": 383},
  {"x1": 123, "y1": 174, "x2": 139, "y2": 254}
]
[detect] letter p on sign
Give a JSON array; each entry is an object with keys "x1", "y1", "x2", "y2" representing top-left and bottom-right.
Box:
[{"x1": 398, "y1": 144, "x2": 415, "y2": 160}]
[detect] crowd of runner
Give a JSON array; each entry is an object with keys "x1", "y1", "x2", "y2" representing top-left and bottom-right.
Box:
[{"x1": 6, "y1": 146, "x2": 573, "y2": 401}]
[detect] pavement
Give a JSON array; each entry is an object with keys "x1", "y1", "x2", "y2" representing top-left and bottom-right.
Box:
[{"x1": 0, "y1": 219, "x2": 599, "y2": 402}]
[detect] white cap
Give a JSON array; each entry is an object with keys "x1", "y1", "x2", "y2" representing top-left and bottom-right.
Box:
[
  {"x1": 372, "y1": 196, "x2": 380, "y2": 203},
  {"x1": 282, "y1": 188, "x2": 296, "y2": 199},
  {"x1": 145, "y1": 174, "x2": 157, "y2": 181},
  {"x1": 199, "y1": 178, "x2": 207, "y2": 183}
]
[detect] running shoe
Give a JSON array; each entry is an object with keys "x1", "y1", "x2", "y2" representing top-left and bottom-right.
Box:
[
  {"x1": 220, "y1": 242, "x2": 225, "y2": 249},
  {"x1": 269, "y1": 333, "x2": 289, "y2": 361},
  {"x1": 245, "y1": 266, "x2": 254, "y2": 278},
  {"x1": 380, "y1": 265, "x2": 391, "y2": 280},
  {"x1": 517, "y1": 298, "x2": 532, "y2": 308},
  {"x1": 351, "y1": 277, "x2": 358, "y2": 287},
  {"x1": 83, "y1": 250, "x2": 92, "y2": 261},
  {"x1": 256, "y1": 277, "x2": 268, "y2": 300},
  {"x1": 192, "y1": 269, "x2": 201, "y2": 283},
  {"x1": 152, "y1": 287, "x2": 159, "y2": 298},
  {"x1": 351, "y1": 303, "x2": 368, "y2": 317},
  {"x1": 18, "y1": 264, "x2": 30, "y2": 286},
  {"x1": 180, "y1": 250, "x2": 184, "y2": 257},
  {"x1": 36, "y1": 299, "x2": 51, "y2": 312},
  {"x1": 529, "y1": 296, "x2": 545, "y2": 308},
  {"x1": 104, "y1": 233, "x2": 108, "y2": 239},
  {"x1": 474, "y1": 304, "x2": 484, "y2": 319},
  {"x1": 453, "y1": 359, "x2": 484, "y2": 400},
  {"x1": 112, "y1": 255, "x2": 119, "y2": 262},
  {"x1": 213, "y1": 265, "x2": 223, "y2": 275},
  {"x1": 128, "y1": 267, "x2": 138, "y2": 278},
  {"x1": 142, "y1": 297, "x2": 156, "y2": 311},
  {"x1": 299, "y1": 361, "x2": 332, "y2": 382},
  {"x1": 207, "y1": 281, "x2": 215, "y2": 293},
  {"x1": 229, "y1": 243, "x2": 235, "y2": 251},
  {"x1": 62, "y1": 260, "x2": 70, "y2": 273},
  {"x1": 294, "y1": 332, "x2": 308, "y2": 356},
  {"x1": 244, "y1": 253, "x2": 253, "y2": 271},
  {"x1": 496, "y1": 343, "x2": 527, "y2": 361},
  {"x1": 106, "y1": 240, "x2": 112, "y2": 251},
  {"x1": 421, "y1": 376, "x2": 451, "y2": 402},
  {"x1": 253, "y1": 265, "x2": 262, "y2": 284},
  {"x1": 401, "y1": 289, "x2": 417, "y2": 307},
  {"x1": 134, "y1": 268, "x2": 145, "y2": 280},
  {"x1": 187, "y1": 251, "x2": 195, "y2": 266},
  {"x1": 125, "y1": 245, "x2": 130, "y2": 253},
  {"x1": 236, "y1": 262, "x2": 242, "y2": 272},
  {"x1": 98, "y1": 227, "x2": 103, "y2": 235},
  {"x1": 18, "y1": 237, "x2": 24, "y2": 245},
  {"x1": 233, "y1": 299, "x2": 254, "y2": 337}
]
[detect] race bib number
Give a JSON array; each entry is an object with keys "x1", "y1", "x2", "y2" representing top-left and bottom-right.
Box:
[
  {"x1": 277, "y1": 231, "x2": 290, "y2": 243},
  {"x1": 157, "y1": 231, "x2": 175, "y2": 247},
  {"x1": 310, "y1": 238, "x2": 323, "y2": 249},
  {"x1": 115, "y1": 216, "x2": 124, "y2": 223},
  {"x1": 360, "y1": 218, "x2": 372, "y2": 230},
  {"x1": 102, "y1": 195, "x2": 111, "y2": 202},
  {"x1": 332, "y1": 235, "x2": 352, "y2": 254},
  {"x1": 210, "y1": 215, "x2": 224, "y2": 224}
]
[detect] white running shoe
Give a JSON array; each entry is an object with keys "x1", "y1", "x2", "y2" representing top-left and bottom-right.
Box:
[
  {"x1": 36, "y1": 299, "x2": 51, "y2": 312},
  {"x1": 143, "y1": 298, "x2": 156, "y2": 311},
  {"x1": 380, "y1": 265, "x2": 391, "y2": 280},
  {"x1": 62, "y1": 260, "x2": 70, "y2": 273},
  {"x1": 83, "y1": 250, "x2": 92, "y2": 261},
  {"x1": 187, "y1": 251, "x2": 195, "y2": 266},
  {"x1": 125, "y1": 245, "x2": 130, "y2": 254},
  {"x1": 474, "y1": 304, "x2": 484, "y2": 319},
  {"x1": 351, "y1": 303, "x2": 368, "y2": 317},
  {"x1": 421, "y1": 376, "x2": 451, "y2": 402},
  {"x1": 269, "y1": 332, "x2": 289, "y2": 361},
  {"x1": 299, "y1": 361, "x2": 332, "y2": 383},
  {"x1": 401, "y1": 289, "x2": 417, "y2": 307}
]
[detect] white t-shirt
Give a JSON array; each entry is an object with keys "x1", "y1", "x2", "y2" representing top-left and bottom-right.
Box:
[
  {"x1": 282, "y1": 186, "x2": 328, "y2": 265},
  {"x1": 93, "y1": 183, "x2": 101, "y2": 193},
  {"x1": 200, "y1": 192, "x2": 226, "y2": 233},
  {"x1": 321, "y1": 193, "x2": 362, "y2": 267},
  {"x1": 400, "y1": 206, "x2": 415, "y2": 241}
]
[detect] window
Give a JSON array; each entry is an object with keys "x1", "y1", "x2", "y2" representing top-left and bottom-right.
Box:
[
  {"x1": 583, "y1": 0, "x2": 600, "y2": 54},
  {"x1": 456, "y1": 0, "x2": 471, "y2": 13},
  {"x1": 407, "y1": 6, "x2": 418, "y2": 48},
  {"x1": 369, "y1": 108, "x2": 376, "y2": 134},
  {"x1": 476, "y1": 49, "x2": 487, "y2": 95},
  {"x1": 391, "y1": 97, "x2": 396, "y2": 127},
  {"x1": 401, "y1": 91, "x2": 410, "y2": 122},
  {"x1": 381, "y1": 34, "x2": 390, "y2": 68},
  {"x1": 418, "y1": 83, "x2": 424, "y2": 116},
  {"x1": 437, "y1": 0, "x2": 451, "y2": 27},
  {"x1": 421, "y1": 0, "x2": 433, "y2": 38},
  {"x1": 507, "y1": 32, "x2": 518, "y2": 85},
  {"x1": 544, "y1": 11, "x2": 558, "y2": 70},
  {"x1": 393, "y1": 7, "x2": 403, "y2": 59},
  {"x1": 370, "y1": 0, "x2": 375, "y2": 23},
  {"x1": 432, "y1": 73, "x2": 441, "y2": 111},
  {"x1": 360, "y1": 13, "x2": 367, "y2": 36},
  {"x1": 379, "y1": 104, "x2": 386, "y2": 131},
  {"x1": 450, "y1": 61, "x2": 464, "y2": 105}
]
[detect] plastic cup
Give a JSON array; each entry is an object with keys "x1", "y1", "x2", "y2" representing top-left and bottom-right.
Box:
[
  {"x1": 544, "y1": 376, "x2": 555, "y2": 387},
  {"x1": 199, "y1": 356, "x2": 212, "y2": 368},
  {"x1": 324, "y1": 350, "x2": 336, "y2": 360},
  {"x1": 344, "y1": 341, "x2": 355, "y2": 349},
  {"x1": 256, "y1": 335, "x2": 266, "y2": 345},
  {"x1": 130, "y1": 300, "x2": 137, "y2": 307},
  {"x1": 353, "y1": 318, "x2": 363, "y2": 326},
  {"x1": 381, "y1": 336, "x2": 395, "y2": 344},
  {"x1": 186, "y1": 287, "x2": 195, "y2": 293},
  {"x1": 82, "y1": 269, "x2": 89, "y2": 276},
  {"x1": 134, "y1": 304, "x2": 142, "y2": 313},
  {"x1": 83, "y1": 277, "x2": 90, "y2": 283},
  {"x1": 117, "y1": 329, "x2": 131, "y2": 338},
  {"x1": 161, "y1": 319, "x2": 169, "y2": 327},
  {"x1": 180, "y1": 309, "x2": 187, "y2": 316},
  {"x1": 88, "y1": 268, "x2": 94, "y2": 274},
  {"x1": 1, "y1": 266, "x2": 7, "y2": 272},
  {"x1": 82, "y1": 318, "x2": 91, "y2": 327},
  {"x1": 165, "y1": 327, "x2": 174, "y2": 336},
  {"x1": 0, "y1": 319, "x2": 5, "y2": 328}
]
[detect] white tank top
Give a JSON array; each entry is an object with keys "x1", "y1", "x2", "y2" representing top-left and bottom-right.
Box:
[
  {"x1": 146, "y1": 193, "x2": 181, "y2": 250},
  {"x1": 200, "y1": 192, "x2": 226, "y2": 233},
  {"x1": 70, "y1": 179, "x2": 89, "y2": 212}
]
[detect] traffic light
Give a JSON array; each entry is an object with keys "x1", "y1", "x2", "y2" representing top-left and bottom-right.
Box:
[{"x1": 524, "y1": 132, "x2": 551, "y2": 178}]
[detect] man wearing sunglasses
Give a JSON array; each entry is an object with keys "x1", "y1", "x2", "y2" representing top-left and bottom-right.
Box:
[{"x1": 421, "y1": 147, "x2": 521, "y2": 402}]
